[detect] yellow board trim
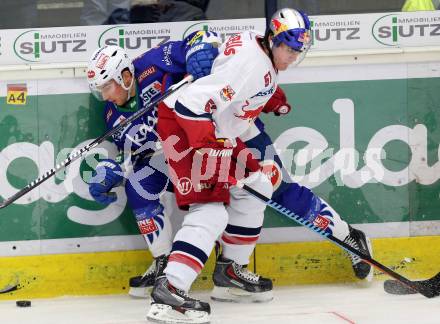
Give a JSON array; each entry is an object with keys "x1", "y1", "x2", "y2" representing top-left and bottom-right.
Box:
[{"x1": 1, "y1": 236, "x2": 440, "y2": 300}]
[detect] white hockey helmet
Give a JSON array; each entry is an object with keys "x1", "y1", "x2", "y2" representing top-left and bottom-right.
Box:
[
  {"x1": 267, "y1": 8, "x2": 312, "y2": 65},
  {"x1": 87, "y1": 45, "x2": 135, "y2": 101}
]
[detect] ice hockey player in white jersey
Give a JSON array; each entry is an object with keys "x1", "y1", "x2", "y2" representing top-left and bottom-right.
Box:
[{"x1": 148, "y1": 8, "x2": 315, "y2": 324}]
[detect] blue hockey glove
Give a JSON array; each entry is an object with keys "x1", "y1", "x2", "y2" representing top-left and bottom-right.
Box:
[
  {"x1": 89, "y1": 159, "x2": 124, "y2": 205},
  {"x1": 185, "y1": 30, "x2": 221, "y2": 80}
]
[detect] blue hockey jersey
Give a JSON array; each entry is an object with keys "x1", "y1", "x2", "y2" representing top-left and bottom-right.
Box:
[{"x1": 103, "y1": 41, "x2": 188, "y2": 161}]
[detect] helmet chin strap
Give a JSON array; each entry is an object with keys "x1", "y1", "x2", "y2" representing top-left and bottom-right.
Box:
[
  {"x1": 121, "y1": 76, "x2": 135, "y2": 102},
  {"x1": 268, "y1": 38, "x2": 276, "y2": 69},
  {"x1": 269, "y1": 38, "x2": 274, "y2": 50}
]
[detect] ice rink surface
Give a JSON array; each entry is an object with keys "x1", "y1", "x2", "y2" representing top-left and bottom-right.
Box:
[{"x1": 1, "y1": 281, "x2": 439, "y2": 324}]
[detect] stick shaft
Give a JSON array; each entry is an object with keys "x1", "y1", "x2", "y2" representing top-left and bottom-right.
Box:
[
  {"x1": 231, "y1": 177, "x2": 436, "y2": 298},
  {"x1": 0, "y1": 75, "x2": 192, "y2": 209}
]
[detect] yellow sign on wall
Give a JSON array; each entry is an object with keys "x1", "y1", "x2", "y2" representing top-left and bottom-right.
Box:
[{"x1": 6, "y1": 84, "x2": 27, "y2": 105}]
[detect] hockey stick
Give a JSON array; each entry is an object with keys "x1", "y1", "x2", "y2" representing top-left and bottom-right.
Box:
[
  {"x1": 0, "y1": 75, "x2": 193, "y2": 210},
  {"x1": 384, "y1": 272, "x2": 440, "y2": 295},
  {"x1": 228, "y1": 175, "x2": 439, "y2": 298},
  {"x1": 0, "y1": 283, "x2": 19, "y2": 294}
]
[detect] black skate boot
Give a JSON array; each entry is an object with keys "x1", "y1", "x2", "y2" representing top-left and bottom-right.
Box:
[
  {"x1": 147, "y1": 276, "x2": 210, "y2": 324},
  {"x1": 129, "y1": 254, "x2": 168, "y2": 298},
  {"x1": 343, "y1": 226, "x2": 374, "y2": 281},
  {"x1": 211, "y1": 254, "x2": 273, "y2": 303}
]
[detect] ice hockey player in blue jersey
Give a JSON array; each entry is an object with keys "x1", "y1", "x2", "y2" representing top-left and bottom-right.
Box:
[{"x1": 86, "y1": 30, "x2": 221, "y2": 298}]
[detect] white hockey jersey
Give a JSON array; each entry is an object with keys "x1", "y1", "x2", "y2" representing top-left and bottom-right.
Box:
[{"x1": 174, "y1": 31, "x2": 278, "y2": 140}]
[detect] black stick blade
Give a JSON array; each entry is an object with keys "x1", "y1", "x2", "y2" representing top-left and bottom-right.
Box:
[
  {"x1": 0, "y1": 284, "x2": 18, "y2": 294},
  {"x1": 384, "y1": 272, "x2": 440, "y2": 297}
]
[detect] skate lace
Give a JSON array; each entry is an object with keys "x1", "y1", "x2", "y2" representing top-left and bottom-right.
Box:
[
  {"x1": 233, "y1": 263, "x2": 260, "y2": 283},
  {"x1": 156, "y1": 256, "x2": 167, "y2": 272},
  {"x1": 142, "y1": 261, "x2": 156, "y2": 278},
  {"x1": 175, "y1": 287, "x2": 197, "y2": 301},
  {"x1": 344, "y1": 235, "x2": 362, "y2": 265}
]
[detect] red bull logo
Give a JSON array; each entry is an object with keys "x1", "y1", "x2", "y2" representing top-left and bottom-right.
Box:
[
  {"x1": 272, "y1": 18, "x2": 289, "y2": 36},
  {"x1": 234, "y1": 100, "x2": 264, "y2": 121},
  {"x1": 220, "y1": 85, "x2": 235, "y2": 102}
]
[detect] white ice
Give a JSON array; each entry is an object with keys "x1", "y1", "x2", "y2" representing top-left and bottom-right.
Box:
[{"x1": 1, "y1": 281, "x2": 439, "y2": 324}]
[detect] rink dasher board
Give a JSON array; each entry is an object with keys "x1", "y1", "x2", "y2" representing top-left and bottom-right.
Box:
[
  {"x1": 1, "y1": 235, "x2": 440, "y2": 300},
  {"x1": 0, "y1": 55, "x2": 439, "y2": 299}
]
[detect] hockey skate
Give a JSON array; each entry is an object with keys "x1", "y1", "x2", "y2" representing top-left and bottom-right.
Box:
[
  {"x1": 147, "y1": 276, "x2": 210, "y2": 324},
  {"x1": 129, "y1": 254, "x2": 168, "y2": 298},
  {"x1": 343, "y1": 226, "x2": 374, "y2": 281},
  {"x1": 211, "y1": 254, "x2": 273, "y2": 303}
]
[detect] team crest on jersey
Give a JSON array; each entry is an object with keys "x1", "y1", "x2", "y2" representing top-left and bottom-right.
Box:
[
  {"x1": 220, "y1": 85, "x2": 235, "y2": 102},
  {"x1": 234, "y1": 100, "x2": 264, "y2": 121},
  {"x1": 96, "y1": 53, "x2": 110, "y2": 69},
  {"x1": 313, "y1": 215, "x2": 330, "y2": 230},
  {"x1": 204, "y1": 98, "x2": 217, "y2": 113},
  {"x1": 260, "y1": 160, "x2": 282, "y2": 190},
  {"x1": 177, "y1": 177, "x2": 192, "y2": 195},
  {"x1": 138, "y1": 66, "x2": 157, "y2": 83},
  {"x1": 140, "y1": 81, "x2": 162, "y2": 106}
]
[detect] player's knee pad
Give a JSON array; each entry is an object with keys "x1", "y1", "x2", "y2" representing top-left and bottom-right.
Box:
[
  {"x1": 249, "y1": 171, "x2": 273, "y2": 197},
  {"x1": 233, "y1": 171, "x2": 273, "y2": 212},
  {"x1": 172, "y1": 202, "x2": 228, "y2": 266},
  {"x1": 183, "y1": 202, "x2": 229, "y2": 238},
  {"x1": 133, "y1": 200, "x2": 167, "y2": 245}
]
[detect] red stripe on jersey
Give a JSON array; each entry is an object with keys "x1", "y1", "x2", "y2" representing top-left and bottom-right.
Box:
[{"x1": 168, "y1": 252, "x2": 203, "y2": 273}]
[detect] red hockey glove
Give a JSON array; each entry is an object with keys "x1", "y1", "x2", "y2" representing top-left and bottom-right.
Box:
[{"x1": 263, "y1": 86, "x2": 291, "y2": 116}]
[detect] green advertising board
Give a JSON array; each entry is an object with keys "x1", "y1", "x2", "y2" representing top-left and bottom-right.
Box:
[
  {"x1": 264, "y1": 77, "x2": 440, "y2": 228},
  {"x1": 0, "y1": 71, "x2": 439, "y2": 248}
]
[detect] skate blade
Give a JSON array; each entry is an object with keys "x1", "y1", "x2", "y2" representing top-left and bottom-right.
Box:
[
  {"x1": 129, "y1": 286, "x2": 152, "y2": 299},
  {"x1": 352, "y1": 235, "x2": 374, "y2": 283},
  {"x1": 147, "y1": 303, "x2": 210, "y2": 324},
  {"x1": 210, "y1": 286, "x2": 273, "y2": 303},
  {"x1": 364, "y1": 236, "x2": 374, "y2": 283}
]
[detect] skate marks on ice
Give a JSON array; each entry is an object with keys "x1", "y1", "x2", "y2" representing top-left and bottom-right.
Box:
[{"x1": 1, "y1": 282, "x2": 440, "y2": 324}]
